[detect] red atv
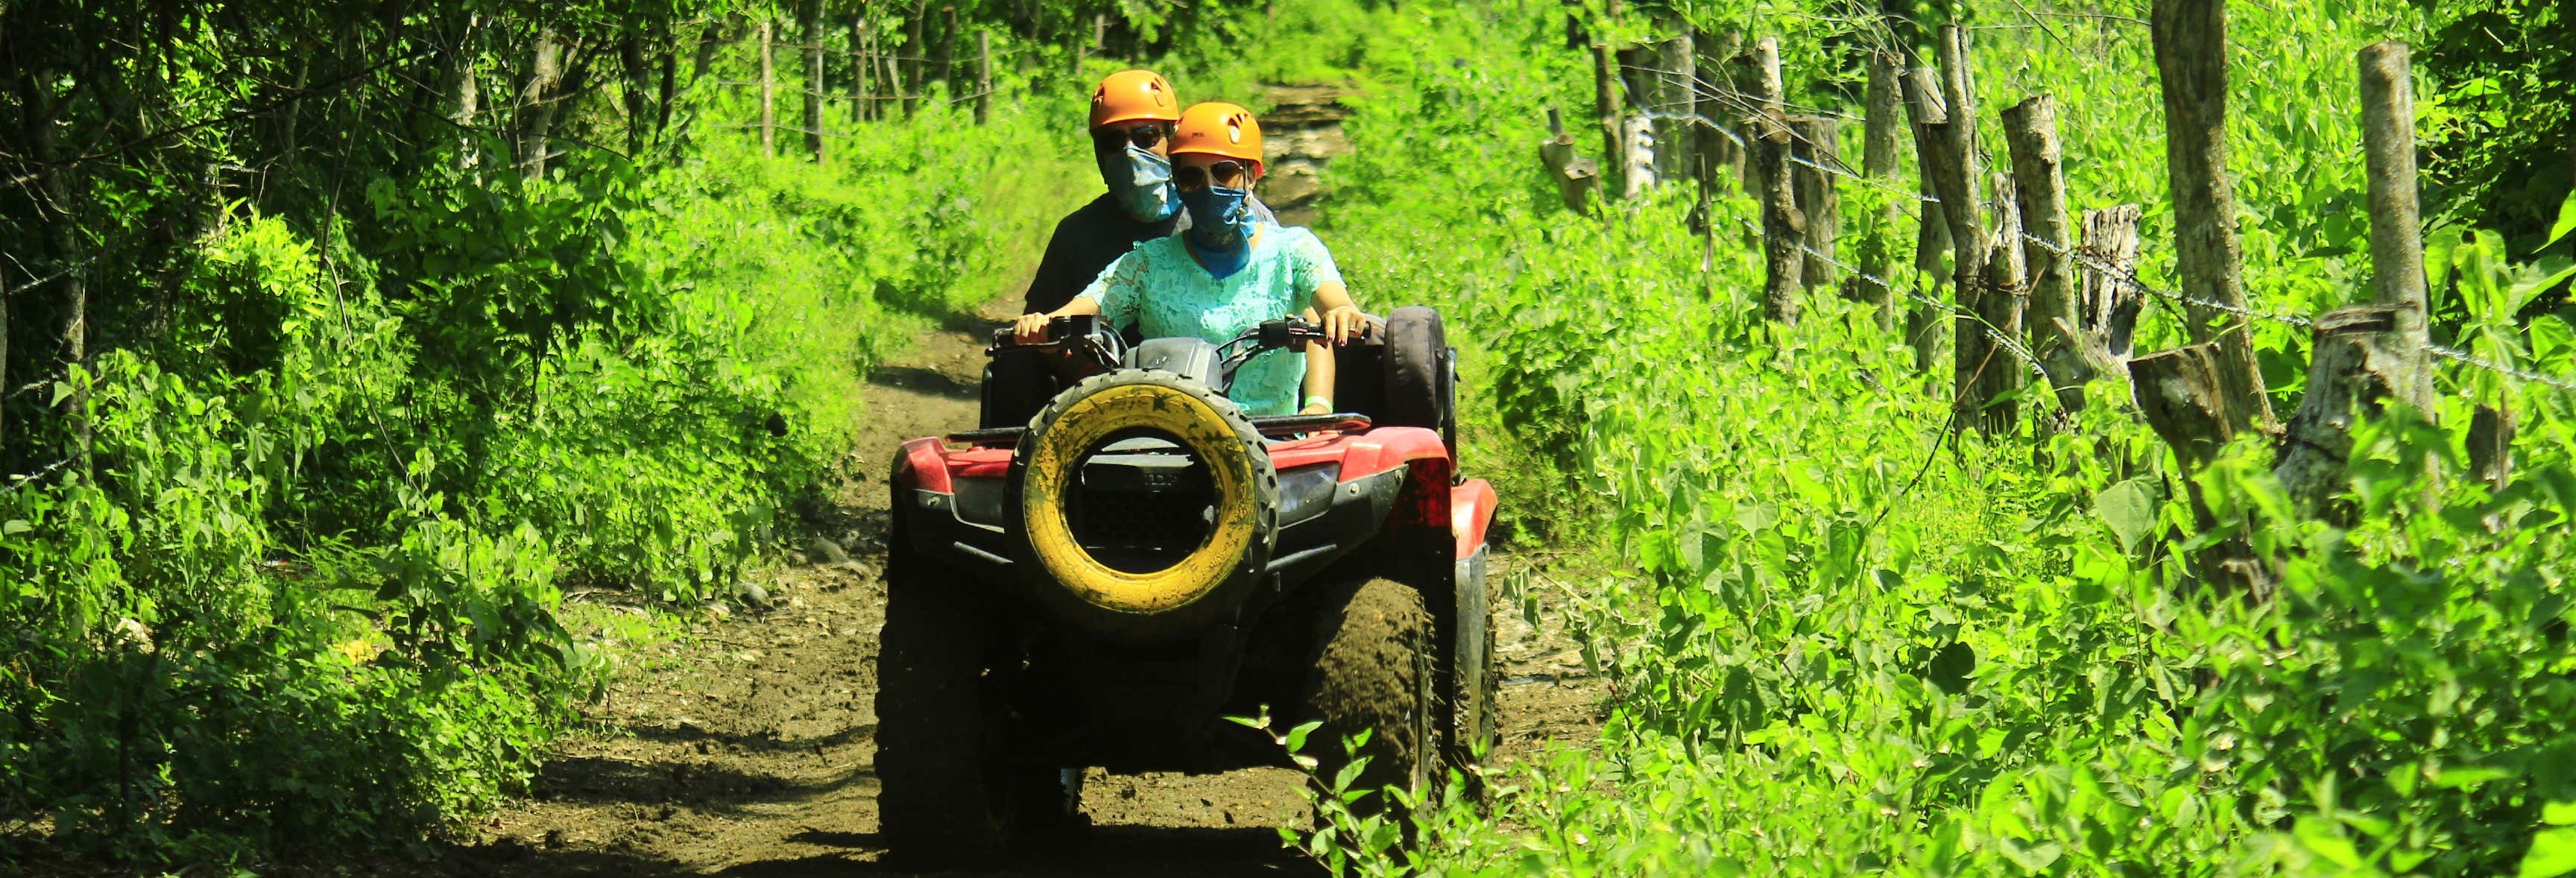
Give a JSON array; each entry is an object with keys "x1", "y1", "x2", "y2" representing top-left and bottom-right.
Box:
[{"x1": 876, "y1": 307, "x2": 1497, "y2": 861}]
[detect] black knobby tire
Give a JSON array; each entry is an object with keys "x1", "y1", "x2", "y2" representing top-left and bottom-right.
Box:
[
  {"x1": 978, "y1": 357, "x2": 1055, "y2": 431},
  {"x1": 1383, "y1": 306, "x2": 1457, "y2": 452},
  {"x1": 874, "y1": 510, "x2": 1066, "y2": 864},
  {"x1": 1298, "y1": 577, "x2": 1437, "y2": 814}
]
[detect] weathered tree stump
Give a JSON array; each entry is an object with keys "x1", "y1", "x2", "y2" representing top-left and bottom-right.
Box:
[{"x1": 2274, "y1": 303, "x2": 2434, "y2": 524}]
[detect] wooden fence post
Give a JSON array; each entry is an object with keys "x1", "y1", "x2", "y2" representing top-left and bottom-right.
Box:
[
  {"x1": 2074, "y1": 204, "x2": 2145, "y2": 392},
  {"x1": 801, "y1": 0, "x2": 825, "y2": 162},
  {"x1": 903, "y1": 6, "x2": 925, "y2": 117},
  {"x1": 1750, "y1": 37, "x2": 1804, "y2": 324},
  {"x1": 1926, "y1": 25, "x2": 1994, "y2": 426},
  {"x1": 2358, "y1": 41, "x2": 2434, "y2": 406},
  {"x1": 2131, "y1": 343, "x2": 2273, "y2": 595},
  {"x1": 2275, "y1": 304, "x2": 2435, "y2": 522},
  {"x1": 2004, "y1": 93, "x2": 2080, "y2": 408},
  {"x1": 1622, "y1": 113, "x2": 1658, "y2": 197},
  {"x1": 2470, "y1": 405, "x2": 2514, "y2": 490},
  {"x1": 1790, "y1": 116, "x2": 1840, "y2": 292},
  {"x1": 1538, "y1": 107, "x2": 1601, "y2": 213},
  {"x1": 1973, "y1": 172, "x2": 2030, "y2": 429},
  {"x1": 1689, "y1": 27, "x2": 1724, "y2": 263},
  {"x1": 759, "y1": 19, "x2": 777, "y2": 156},
  {"x1": 974, "y1": 31, "x2": 991, "y2": 124},
  {"x1": 936, "y1": 6, "x2": 957, "y2": 95},
  {"x1": 1901, "y1": 65, "x2": 1952, "y2": 373},
  {"x1": 2152, "y1": 0, "x2": 2273, "y2": 430},
  {"x1": 1857, "y1": 51, "x2": 1902, "y2": 331},
  {"x1": 852, "y1": 17, "x2": 872, "y2": 124},
  {"x1": 1701, "y1": 30, "x2": 1746, "y2": 194},
  {"x1": 1591, "y1": 41, "x2": 1624, "y2": 200},
  {"x1": 1653, "y1": 29, "x2": 1695, "y2": 187}
]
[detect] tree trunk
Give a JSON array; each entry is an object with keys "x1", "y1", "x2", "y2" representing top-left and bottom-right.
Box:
[
  {"x1": 1901, "y1": 64, "x2": 1952, "y2": 373},
  {"x1": 904, "y1": 4, "x2": 926, "y2": 117},
  {"x1": 453, "y1": 16, "x2": 483, "y2": 171},
  {"x1": 2132, "y1": 343, "x2": 2272, "y2": 596},
  {"x1": 620, "y1": 32, "x2": 650, "y2": 155},
  {"x1": 1704, "y1": 29, "x2": 1749, "y2": 195},
  {"x1": 1926, "y1": 26, "x2": 1992, "y2": 426},
  {"x1": 936, "y1": 5, "x2": 958, "y2": 97},
  {"x1": 517, "y1": 28, "x2": 564, "y2": 180},
  {"x1": 1857, "y1": 51, "x2": 1903, "y2": 330},
  {"x1": 803, "y1": 0, "x2": 826, "y2": 161},
  {"x1": 2152, "y1": 0, "x2": 2273, "y2": 430},
  {"x1": 853, "y1": 17, "x2": 872, "y2": 124},
  {"x1": 759, "y1": 19, "x2": 776, "y2": 157},
  {"x1": 1750, "y1": 37, "x2": 1803, "y2": 325},
  {"x1": 2358, "y1": 41, "x2": 2432, "y2": 407},
  {"x1": 1972, "y1": 172, "x2": 2029, "y2": 429},
  {"x1": 1591, "y1": 42, "x2": 1623, "y2": 201},
  {"x1": 1652, "y1": 29, "x2": 1694, "y2": 186},
  {"x1": 974, "y1": 31, "x2": 992, "y2": 124},
  {"x1": 656, "y1": 19, "x2": 677, "y2": 139},
  {"x1": 1790, "y1": 116, "x2": 1840, "y2": 291},
  {"x1": 2003, "y1": 94, "x2": 2081, "y2": 409}
]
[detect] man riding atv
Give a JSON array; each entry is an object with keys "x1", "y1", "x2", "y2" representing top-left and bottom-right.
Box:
[{"x1": 874, "y1": 100, "x2": 1497, "y2": 865}]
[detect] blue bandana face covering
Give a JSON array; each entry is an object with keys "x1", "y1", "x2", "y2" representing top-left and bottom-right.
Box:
[
  {"x1": 1101, "y1": 145, "x2": 1181, "y2": 222},
  {"x1": 1181, "y1": 184, "x2": 1257, "y2": 277}
]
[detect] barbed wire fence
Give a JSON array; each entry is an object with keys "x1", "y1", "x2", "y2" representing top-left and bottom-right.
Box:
[{"x1": 1575, "y1": 21, "x2": 2576, "y2": 414}]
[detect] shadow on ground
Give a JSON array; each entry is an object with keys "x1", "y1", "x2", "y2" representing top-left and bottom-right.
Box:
[{"x1": 435, "y1": 824, "x2": 1317, "y2": 877}]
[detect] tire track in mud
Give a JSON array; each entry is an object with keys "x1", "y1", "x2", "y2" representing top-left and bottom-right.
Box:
[{"x1": 396, "y1": 190, "x2": 1606, "y2": 878}]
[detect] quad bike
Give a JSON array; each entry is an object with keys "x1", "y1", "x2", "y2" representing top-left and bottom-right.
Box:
[{"x1": 876, "y1": 307, "x2": 1498, "y2": 862}]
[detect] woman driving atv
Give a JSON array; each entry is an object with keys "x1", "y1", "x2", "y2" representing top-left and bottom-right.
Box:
[{"x1": 1012, "y1": 101, "x2": 1367, "y2": 417}]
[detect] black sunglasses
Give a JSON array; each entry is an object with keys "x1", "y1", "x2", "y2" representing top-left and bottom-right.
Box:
[
  {"x1": 1174, "y1": 160, "x2": 1249, "y2": 190},
  {"x1": 1094, "y1": 123, "x2": 1170, "y2": 152}
]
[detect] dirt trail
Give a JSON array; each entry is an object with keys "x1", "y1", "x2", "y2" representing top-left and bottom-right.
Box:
[{"x1": 400, "y1": 92, "x2": 1605, "y2": 873}]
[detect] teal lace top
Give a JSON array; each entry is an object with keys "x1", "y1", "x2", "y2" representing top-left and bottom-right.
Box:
[{"x1": 1079, "y1": 224, "x2": 1345, "y2": 415}]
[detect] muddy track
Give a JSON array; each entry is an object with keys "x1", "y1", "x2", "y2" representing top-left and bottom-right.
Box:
[{"x1": 396, "y1": 291, "x2": 1604, "y2": 876}]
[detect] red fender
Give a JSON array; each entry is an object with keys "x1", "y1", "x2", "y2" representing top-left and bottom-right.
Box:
[{"x1": 1450, "y1": 478, "x2": 1497, "y2": 558}]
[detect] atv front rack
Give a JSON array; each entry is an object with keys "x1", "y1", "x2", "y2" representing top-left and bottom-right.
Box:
[{"x1": 944, "y1": 413, "x2": 1373, "y2": 446}]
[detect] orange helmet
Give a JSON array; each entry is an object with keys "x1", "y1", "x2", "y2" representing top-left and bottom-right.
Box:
[
  {"x1": 1170, "y1": 102, "x2": 1264, "y2": 177},
  {"x1": 1088, "y1": 70, "x2": 1181, "y2": 130}
]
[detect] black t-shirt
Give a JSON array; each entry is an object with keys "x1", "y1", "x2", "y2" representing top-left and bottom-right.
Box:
[
  {"x1": 1022, "y1": 194, "x2": 1184, "y2": 315},
  {"x1": 1021, "y1": 193, "x2": 1276, "y2": 316}
]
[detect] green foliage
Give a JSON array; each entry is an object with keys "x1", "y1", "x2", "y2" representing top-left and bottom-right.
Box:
[
  {"x1": 2414, "y1": 0, "x2": 2574, "y2": 251},
  {"x1": 1281, "y1": 1, "x2": 2576, "y2": 874},
  {"x1": 0, "y1": 4, "x2": 1079, "y2": 863}
]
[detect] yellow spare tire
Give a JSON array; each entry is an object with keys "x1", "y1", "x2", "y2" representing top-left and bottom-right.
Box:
[{"x1": 1008, "y1": 370, "x2": 1277, "y2": 639}]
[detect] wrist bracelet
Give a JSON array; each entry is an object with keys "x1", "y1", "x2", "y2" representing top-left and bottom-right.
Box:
[{"x1": 1304, "y1": 396, "x2": 1333, "y2": 411}]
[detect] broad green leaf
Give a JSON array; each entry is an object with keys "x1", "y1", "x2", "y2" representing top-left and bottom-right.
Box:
[
  {"x1": 2548, "y1": 189, "x2": 2576, "y2": 248},
  {"x1": 2523, "y1": 827, "x2": 2576, "y2": 878},
  {"x1": 2093, "y1": 479, "x2": 2159, "y2": 554},
  {"x1": 2294, "y1": 818, "x2": 2364, "y2": 869},
  {"x1": 2434, "y1": 766, "x2": 2513, "y2": 789}
]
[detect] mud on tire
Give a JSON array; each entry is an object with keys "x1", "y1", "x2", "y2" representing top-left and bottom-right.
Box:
[
  {"x1": 1298, "y1": 576, "x2": 1436, "y2": 813},
  {"x1": 873, "y1": 511, "x2": 1067, "y2": 864}
]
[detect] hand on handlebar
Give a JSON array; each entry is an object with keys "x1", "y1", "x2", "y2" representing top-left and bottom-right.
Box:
[
  {"x1": 1011, "y1": 312, "x2": 1052, "y2": 344},
  {"x1": 1319, "y1": 304, "x2": 1368, "y2": 345}
]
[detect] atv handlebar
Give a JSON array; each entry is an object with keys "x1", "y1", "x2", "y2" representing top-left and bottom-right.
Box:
[{"x1": 988, "y1": 314, "x2": 1127, "y2": 367}]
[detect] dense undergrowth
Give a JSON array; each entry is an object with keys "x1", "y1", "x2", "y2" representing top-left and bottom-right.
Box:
[
  {"x1": 1292, "y1": 1, "x2": 2576, "y2": 874},
  {"x1": 0, "y1": 5, "x2": 1080, "y2": 864}
]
